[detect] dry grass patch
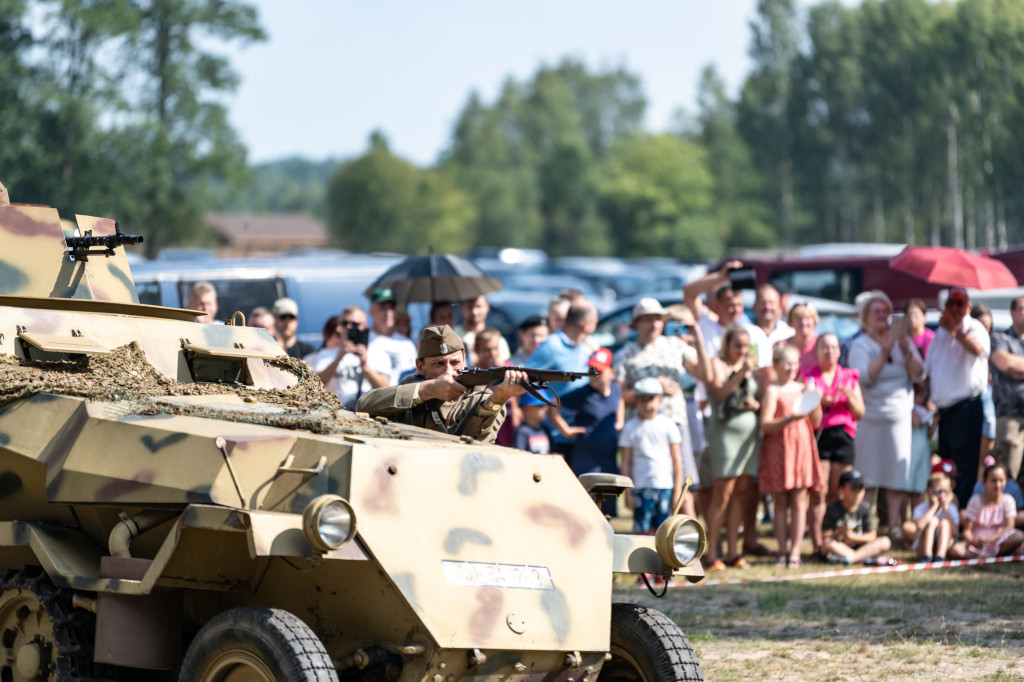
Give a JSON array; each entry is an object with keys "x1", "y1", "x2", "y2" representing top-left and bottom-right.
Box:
[{"x1": 616, "y1": 562, "x2": 1024, "y2": 680}]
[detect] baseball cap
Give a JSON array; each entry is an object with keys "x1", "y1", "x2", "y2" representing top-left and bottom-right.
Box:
[
  {"x1": 631, "y1": 297, "x2": 668, "y2": 326},
  {"x1": 518, "y1": 392, "x2": 546, "y2": 408},
  {"x1": 634, "y1": 376, "x2": 664, "y2": 396},
  {"x1": 932, "y1": 459, "x2": 958, "y2": 478},
  {"x1": 417, "y1": 325, "x2": 464, "y2": 358},
  {"x1": 369, "y1": 286, "x2": 397, "y2": 304},
  {"x1": 838, "y1": 469, "x2": 865, "y2": 487},
  {"x1": 271, "y1": 297, "x2": 299, "y2": 318},
  {"x1": 588, "y1": 347, "x2": 614, "y2": 372}
]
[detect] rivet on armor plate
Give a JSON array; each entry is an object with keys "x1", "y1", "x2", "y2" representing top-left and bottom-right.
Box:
[{"x1": 533, "y1": 473, "x2": 542, "y2": 482}]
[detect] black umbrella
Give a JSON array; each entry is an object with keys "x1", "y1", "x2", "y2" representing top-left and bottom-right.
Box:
[{"x1": 363, "y1": 254, "x2": 503, "y2": 303}]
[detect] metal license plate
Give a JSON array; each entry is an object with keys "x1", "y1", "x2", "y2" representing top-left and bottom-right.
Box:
[{"x1": 441, "y1": 560, "x2": 554, "y2": 590}]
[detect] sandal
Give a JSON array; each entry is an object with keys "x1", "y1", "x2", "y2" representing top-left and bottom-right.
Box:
[
  {"x1": 706, "y1": 559, "x2": 726, "y2": 573},
  {"x1": 788, "y1": 558, "x2": 803, "y2": 569},
  {"x1": 725, "y1": 556, "x2": 751, "y2": 569},
  {"x1": 863, "y1": 556, "x2": 900, "y2": 567},
  {"x1": 775, "y1": 556, "x2": 788, "y2": 568}
]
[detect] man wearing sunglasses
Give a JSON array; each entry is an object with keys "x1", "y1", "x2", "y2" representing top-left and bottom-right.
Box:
[
  {"x1": 924, "y1": 287, "x2": 991, "y2": 507},
  {"x1": 272, "y1": 297, "x2": 315, "y2": 359},
  {"x1": 306, "y1": 306, "x2": 390, "y2": 410}
]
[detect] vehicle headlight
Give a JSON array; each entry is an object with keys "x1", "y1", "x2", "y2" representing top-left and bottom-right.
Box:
[
  {"x1": 654, "y1": 515, "x2": 707, "y2": 568},
  {"x1": 302, "y1": 495, "x2": 356, "y2": 554}
]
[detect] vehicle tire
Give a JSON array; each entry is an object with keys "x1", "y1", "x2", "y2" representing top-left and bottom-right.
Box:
[
  {"x1": 178, "y1": 607, "x2": 338, "y2": 682},
  {"x1": 0, "y1": 565, "x2": 119, "y2": 681},
  {"x1": 598, "y1": 603, "x2": 702, "y2": 682}
]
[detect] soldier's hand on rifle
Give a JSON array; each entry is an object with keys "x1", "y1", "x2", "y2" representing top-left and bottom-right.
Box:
[
  {"x1": 488, "y1": 369, "x2": 528, "y2": 404},
  {"x1": 420, "y1": 374, "x2": 471, "y2": 402}
]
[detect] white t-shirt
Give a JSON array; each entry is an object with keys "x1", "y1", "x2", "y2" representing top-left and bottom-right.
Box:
[
  {"x1": 618, "y1": 414, "x2": 681, "y2": 489},
  {"x1": 368, "y1": 332, "x2": 418, "y2": 385},
  {"x1": 305, "y1": 346, "x2": 392, "y2": 407},
  {"x1": 910, "y1": 500, "x2": 960, "y2": 550},
  {"x1": 923, "y1": 316, "x2": 990, "y2": 409},
  {"x1": 763, "y1": 319, "x2": 795, "y2": 347}
]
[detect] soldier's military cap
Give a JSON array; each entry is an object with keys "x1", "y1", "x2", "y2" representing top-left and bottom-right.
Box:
[{"x1": 418, "y1": 325, "x2": 464, "y2": 358}]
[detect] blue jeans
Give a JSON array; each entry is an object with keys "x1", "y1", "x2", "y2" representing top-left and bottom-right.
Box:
[{"x1": 633, "y1": 488, "x2": 672, "y2": 533}]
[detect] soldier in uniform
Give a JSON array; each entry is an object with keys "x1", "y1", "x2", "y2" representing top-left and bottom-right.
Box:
[{"x1": 357, "y1": 325, "x2": 527, "y2": 442}]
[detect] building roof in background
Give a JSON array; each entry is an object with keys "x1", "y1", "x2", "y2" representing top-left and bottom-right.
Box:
[{"x1": 206, "y1": 213, "x2": 328, "y2": 254}]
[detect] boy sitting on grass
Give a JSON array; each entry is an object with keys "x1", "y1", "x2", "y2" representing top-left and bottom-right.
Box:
[
  {"x1": 820, "y1": 469, "x2": 898, "y2": 566},
  {"x1": 901, "y1": 471, "x2": 959, "y2": 562}
]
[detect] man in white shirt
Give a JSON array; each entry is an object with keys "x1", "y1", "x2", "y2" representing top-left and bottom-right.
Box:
[
  {"x1": 304, "y1": 306, "x2": 390, "y2": 409},
  {"x1": 754, "y1": 284, "x2": 794, "y2": 348},
  {"x1": 683, "y1": 262, "x2": 771, "y2": 367},
  {"x1": 924, "y1": 287, "x2": 991, "y2": 506},
  {"x1": 366, "y1": 286, "x2": 418, "y2": 385}
]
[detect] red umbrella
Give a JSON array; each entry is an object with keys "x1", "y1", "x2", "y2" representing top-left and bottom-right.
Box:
[{"x1": 890, "y1": 245, "x2": 1018, "y2": 290}]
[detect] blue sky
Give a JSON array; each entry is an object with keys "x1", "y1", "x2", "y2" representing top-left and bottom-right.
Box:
[{"x1": 226, "y1": 1, "x2": 770, "y2": 166}]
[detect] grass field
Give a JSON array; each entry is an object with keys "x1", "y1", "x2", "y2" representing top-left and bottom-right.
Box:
[
  {"x1": 608, "y1": 505, "x2": 1024, "y2": 680},
  {"x1": 616, "y1": 558, "x2": 1024, "y2": 680}
]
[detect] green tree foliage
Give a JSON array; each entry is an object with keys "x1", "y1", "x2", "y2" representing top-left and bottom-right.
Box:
[
  {"x1": 327, "y1": 133, "x2": 475, "y2": 254},
  {"x1": 596, "y1": 134, "x2": 719, "y2": 259},
  {"x1": 0, "y1": 0, "x2": 263, "y2": 256},
  {"x1": 210, "y1": 157, "x2": 337, "y2": 217}
]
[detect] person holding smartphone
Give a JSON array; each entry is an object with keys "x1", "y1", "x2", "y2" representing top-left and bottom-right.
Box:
[{"x1": 305, "y1": 305, "x2": 391, "y2": 409}]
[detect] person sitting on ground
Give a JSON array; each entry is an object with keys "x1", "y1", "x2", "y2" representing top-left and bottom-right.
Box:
[
  {"x1": 356, "y1": 325, "x2": 526, "y2": 442},
  {"x1": 619, "y1": 377, "x2": 686, "y2": 529},
  {"x1": 271, "y1": 297, "x2": 315, "y2": 359},
  {"x1": 513, "y1": 392, "x2": 556, "y2": 455},
  {"x1": 971, "y1": 453, "x2": 1024, "y2": 528},
  {"x1": 950, "y1": 460, "x2": 1024, "y2": 559},
  {"x1": 901, "y1": 471, "x2": 959, "y2": 563},
  {"x1": 820, "y1": 469, "x2": 897, "y2": 566}
]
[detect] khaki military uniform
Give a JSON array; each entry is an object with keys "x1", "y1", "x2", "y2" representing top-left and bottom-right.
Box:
[{"x1": 357, "y1": 374, "x2": 507, "y2": 443}]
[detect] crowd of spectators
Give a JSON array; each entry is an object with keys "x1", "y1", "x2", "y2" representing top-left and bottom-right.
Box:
[{"x1": 185, "y1": 263, "x2": 1024, "y2": 571}]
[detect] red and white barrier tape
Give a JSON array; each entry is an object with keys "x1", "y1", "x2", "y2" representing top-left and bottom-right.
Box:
[{"x1": 676, "y1": 553, "x2": 1024, "y2": 587}]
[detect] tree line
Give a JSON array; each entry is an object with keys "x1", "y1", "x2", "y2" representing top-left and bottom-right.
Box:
[{"x1": 5, "y1": 0, "x2": 1024, "y2": 259}]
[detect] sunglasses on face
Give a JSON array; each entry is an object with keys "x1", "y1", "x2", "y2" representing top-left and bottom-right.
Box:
[
  {"x1": 276, "y1": 314, "x2": 297, "y2": 321},
  {"x1": 338, "y1": 320, "x2": 359, "y2": 329}
]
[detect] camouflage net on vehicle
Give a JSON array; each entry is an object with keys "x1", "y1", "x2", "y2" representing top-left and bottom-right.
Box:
[{"x1": 0, "y1": 342, "x2": 403, "y2": 439}]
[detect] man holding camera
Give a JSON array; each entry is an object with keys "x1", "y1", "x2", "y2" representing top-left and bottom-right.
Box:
[{"x1": 307, "y1": 305, "x2": 391, "y2": 409}]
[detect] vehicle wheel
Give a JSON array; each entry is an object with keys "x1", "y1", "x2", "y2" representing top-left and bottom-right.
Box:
[
  {"x1": 178, "y1": 607, "x2": 338, "y2": 682},
  {"x1": 598, "y1": 603, "x2": 702, "y2": 682},
  {"x1": 0, "y1": 566, "x2": 118, "y2": 681}
]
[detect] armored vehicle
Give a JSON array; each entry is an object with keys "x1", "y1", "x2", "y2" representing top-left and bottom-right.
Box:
[{"x1": 0, "y1": 190, "x2": 706, "y2": 680}]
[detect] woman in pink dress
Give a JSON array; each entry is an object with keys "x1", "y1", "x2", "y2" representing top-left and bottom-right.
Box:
[
  {"x1": 804, "y1": 333, "x2": 865, "y2": 554},
  {"x1": 760, "y1": 345, "x2": 823, "y2": 568},
  {"x1": 950, "y1": 462, "x2": 1024, "y2": 558},
  {"x1": 786, "y1": 303, "x2": 819, "y2": 379}
]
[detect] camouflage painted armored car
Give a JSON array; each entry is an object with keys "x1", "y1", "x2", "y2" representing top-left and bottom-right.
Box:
[{"x1": 0, "y1": 186, "x2": 706, "y2": 681}]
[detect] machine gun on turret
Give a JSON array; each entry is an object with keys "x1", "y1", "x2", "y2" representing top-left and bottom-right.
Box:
[{"x1": 65, "y1": 223, "x2": 144, "y2": 262}]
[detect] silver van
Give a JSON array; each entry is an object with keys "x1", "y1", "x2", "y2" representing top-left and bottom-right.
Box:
[{"x1": 131, "y1": 255, "x2": 402, "y2": 347}]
